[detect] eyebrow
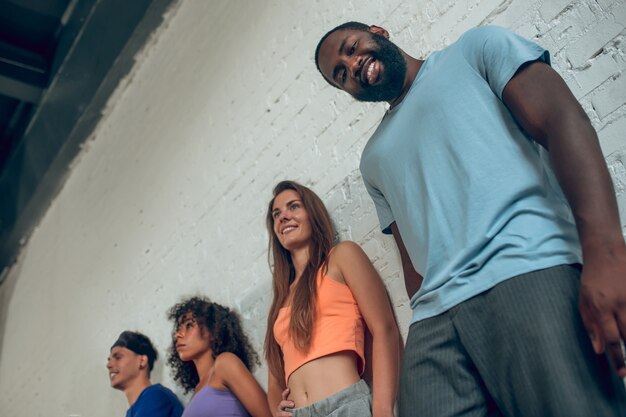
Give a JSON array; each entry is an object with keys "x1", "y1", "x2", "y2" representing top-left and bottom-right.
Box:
[
  {"x1": 273, "y1": 199, "x2": 301, "y2": 213},
  {"x1": 178, "y1": 316, "x2": 194, "y2": 325},
  {"x1": 332, "y1": 66, "x2": 340, "y2": 83},
  {"x1": 338, "y1": 36, "x2": 347, "y2": 55},
  {"x1": 332, "y1": 36, "x2": 349, "y2": 83}
]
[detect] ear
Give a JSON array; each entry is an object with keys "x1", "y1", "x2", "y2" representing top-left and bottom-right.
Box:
[
  {"x1": 139, "y1": 355, "x2": 148, "y2": 370},
  {"x1": 369, "y1": 25, "x2": 389, "y2": 38}
]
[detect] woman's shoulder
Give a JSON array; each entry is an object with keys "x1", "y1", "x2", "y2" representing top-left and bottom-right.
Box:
[
  {"x1": 214, "y1": 352, "x2": 246, "y2": 370},
  {"x1": 326, "y1": 241, "x2": 371, "y2": 281},
  {"x1": 329, "y1": 241, "x2": 366, "y2": 263},
  {"x1": 213, "y1": 352, "x2": 248, "y2": 384},
  {"x1": 213, "y1": 352, "x2": 255, "y2": 390}
]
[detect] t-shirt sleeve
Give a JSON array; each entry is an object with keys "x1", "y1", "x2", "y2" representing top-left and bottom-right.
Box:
[
  {"x1": 463, "y1": 25, "x2": 550, "y2": 99},
  {"x1": 133, "y1": 388, "x2": 181, "y2": 417},
  {"x1": 363, "y1": 175, "x2": 395, "y2": 234}
]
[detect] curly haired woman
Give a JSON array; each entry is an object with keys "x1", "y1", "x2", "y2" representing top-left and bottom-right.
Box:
[{"x1": 167, "y1": 296, "x2": 272, "y2": 417}]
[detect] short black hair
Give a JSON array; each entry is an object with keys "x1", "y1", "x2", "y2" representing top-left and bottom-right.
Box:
[
  {"x1": 111, "y1": 330, "x2": 158, "y2": 374},
  {"x1": 314, "y1": 21, "x2": 371, "y2": 77}
]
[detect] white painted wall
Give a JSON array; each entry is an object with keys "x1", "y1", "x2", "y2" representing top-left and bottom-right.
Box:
[{"x1": 1, "y1": 0, "x2": 625, "y2": 415}]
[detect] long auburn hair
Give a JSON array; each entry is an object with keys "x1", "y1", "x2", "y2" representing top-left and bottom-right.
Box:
[{"x1": 264, "y1": 181, "x2": 335, "y2": 385}]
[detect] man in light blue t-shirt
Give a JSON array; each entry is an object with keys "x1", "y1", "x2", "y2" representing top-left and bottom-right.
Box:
[{"x1": 316, "y1": 22, "x2": 626, "y2": 416}]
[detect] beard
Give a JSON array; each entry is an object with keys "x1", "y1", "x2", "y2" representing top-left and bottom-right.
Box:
[{"x1": 353, "y1": 33, "x2": 407, "y2": 103}]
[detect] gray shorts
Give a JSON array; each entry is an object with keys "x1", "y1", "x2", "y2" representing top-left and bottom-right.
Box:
[
  {"x1": 399, "y1": 265, "x2": 626, "y2": 417},
  {"x1": 292, "y1": 379, "x2": 371, "y2": 417}
]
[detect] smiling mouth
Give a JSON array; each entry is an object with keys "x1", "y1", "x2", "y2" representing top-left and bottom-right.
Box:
[
  {"x1": 360, "y1": 57, "x2": 378, "y2": 86},
  {"x1": 281, "y1": 225, "x2": 297, "y2": 235},
  {"x1": 109, "y1": 372, "x2": 118, "y2": 379}
]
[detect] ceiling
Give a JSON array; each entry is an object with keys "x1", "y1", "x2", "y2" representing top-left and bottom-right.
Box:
[{"x1": 0, "y1": 0, "x2": 175, "y2": 284}]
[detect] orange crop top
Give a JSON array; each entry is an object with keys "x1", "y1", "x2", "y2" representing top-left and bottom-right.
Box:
[{"x1": 273, "y1": 268, "x2": 365, "y2": 383}]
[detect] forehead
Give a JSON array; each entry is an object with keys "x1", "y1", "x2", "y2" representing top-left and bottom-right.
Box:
[
  {"x1": 110, "y1": 346, "x2": 132, "y2": 356},
  {"x1": 178, "y1": 311, "x2": 195, "y2": 323},
  {"x1": 318, "y1": 29, "x2": 363, "y2": 81},
  {"x1": 273, "y1": 189, "x2": 300, "y2": 209}
]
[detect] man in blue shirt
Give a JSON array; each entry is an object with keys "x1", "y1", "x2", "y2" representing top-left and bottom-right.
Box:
[
  {"x1": 107, "y1": 331, "x2": 183, "y2": 417},
  {"x1": 316, "y1": 22, "x2": 626, "y2": 416}
]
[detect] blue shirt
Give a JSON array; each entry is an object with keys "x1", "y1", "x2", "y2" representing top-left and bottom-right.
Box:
[
  {"x1": 360, "y1": 25, "x2": 581, "y2": 323},
  {"x1": 126, "y1": 384, "x2": 184, "y2": 417}
]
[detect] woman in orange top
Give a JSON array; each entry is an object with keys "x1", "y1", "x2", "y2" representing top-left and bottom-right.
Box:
[{"x1": 265, "y1": 180, "x2": 400, "y2": 417}]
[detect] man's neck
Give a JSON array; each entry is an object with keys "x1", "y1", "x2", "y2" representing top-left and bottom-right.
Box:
[
  {"x1": 124, "y1": 377, "x2": 152, "y2": 407},
  {"x1": 387, "y1": 54, "x2": 424, "y2": 109}
]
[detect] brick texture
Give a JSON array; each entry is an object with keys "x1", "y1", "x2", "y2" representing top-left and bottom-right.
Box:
[{"x1": 0, "y1": 1, "x2": 624, "y2": 416}]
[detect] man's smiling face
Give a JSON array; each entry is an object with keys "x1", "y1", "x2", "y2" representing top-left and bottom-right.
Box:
[
  {"x1": 317, "y1": 27, "x2": 407, "y2": 102},
  {"x1": 107, "y1": 346, "x2": 143, "y2": 391}
]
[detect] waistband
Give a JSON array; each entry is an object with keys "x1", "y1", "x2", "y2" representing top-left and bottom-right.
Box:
[{"x1": 291, "y1": 379, "x2": 370, "y2": 417}]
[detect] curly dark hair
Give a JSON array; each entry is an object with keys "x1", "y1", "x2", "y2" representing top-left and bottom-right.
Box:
[{"x1": 166, "y1": 296, "x2": 260, "y2": 394}]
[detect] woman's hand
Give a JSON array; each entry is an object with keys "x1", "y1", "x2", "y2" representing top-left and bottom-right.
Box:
[{"x1": 276, "y1": 388, "x2": 294, "y2": 417}]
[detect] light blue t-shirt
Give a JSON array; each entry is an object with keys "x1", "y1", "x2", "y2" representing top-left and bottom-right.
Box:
[{"x1": 360, "y1": 25, "x2": 582, "y2": 324}]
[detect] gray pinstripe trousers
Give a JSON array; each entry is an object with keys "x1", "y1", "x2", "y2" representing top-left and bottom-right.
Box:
[{"x1": 399, "y1": 265, "x2": 626, "y2": 417}]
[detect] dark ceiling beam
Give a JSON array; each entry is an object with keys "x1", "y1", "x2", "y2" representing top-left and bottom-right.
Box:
[
  {"x1": 0, "y1": 0, "x2": 175, "y2": 283},
  {"x1": 6, "y1": 0, "x2": 72, "y2": 18},
  {"x1": 0, "y1": 40, "x2": 48, "y2": 86},
  {"x1": 0, "y1": 74, "x2": 42, "y2": 103}
]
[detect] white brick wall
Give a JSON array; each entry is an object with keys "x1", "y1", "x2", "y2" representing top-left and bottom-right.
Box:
[{"x1": 0, "y1": 1, "x2": 624, "y2": 415}]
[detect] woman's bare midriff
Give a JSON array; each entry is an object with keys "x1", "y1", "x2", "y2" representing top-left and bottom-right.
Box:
[{"x1": 287, "y1": 351, "x2": 360, "y2": 407}]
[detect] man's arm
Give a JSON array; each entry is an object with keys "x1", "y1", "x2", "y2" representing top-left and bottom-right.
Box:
[
  {"x1": 390, "y1": 222, "x2": 423, "y2": 299},
  {"x1": 502, "y1": 60, "x2": 626, "y2": 377}
]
